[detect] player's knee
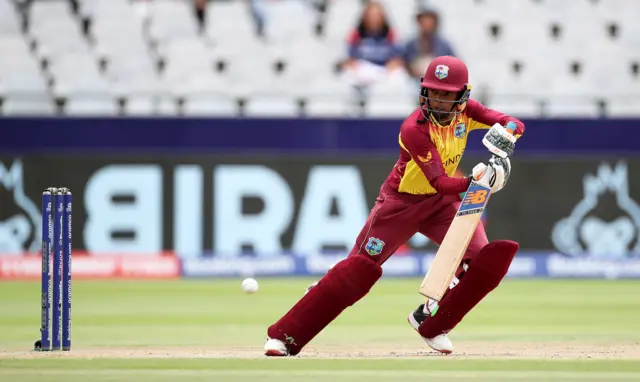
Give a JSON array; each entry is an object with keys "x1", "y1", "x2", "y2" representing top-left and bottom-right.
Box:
[
  {"x1": 348, "y1": 249, "x2": 383, "y2": 265},
  {"x1": 473, "y1": 240, "x2": 519, "y2": 280},
  {"x1": 463, "y1": 245, "x2": 483, "y2": 263},
  {"x1": 327, "y1": 254, "x2": 382, "y2": 306},
  {"x1": 353, "y1": 250, "x2": 384, "y2": 264}
]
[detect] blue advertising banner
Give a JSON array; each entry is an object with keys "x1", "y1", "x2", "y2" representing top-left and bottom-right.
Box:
[
  {"x1": 180, "y1": 252, "x2": 640, "y2": 279},
  {"x1": 3, "y1": 251, "x2": 639, "y2": 280},
  {"x1": 2, "y1": 154, "x2": 639, "y2": 254},
  {"x1": 1, "y1": 118, "x2": 639, "y2": 154}
]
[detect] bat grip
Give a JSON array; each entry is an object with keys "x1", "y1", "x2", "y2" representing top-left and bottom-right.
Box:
[{"x1": 505, "y1": 121, "x2": 516, "y2": 135}]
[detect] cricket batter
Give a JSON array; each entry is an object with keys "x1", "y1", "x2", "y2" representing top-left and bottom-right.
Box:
[{"x1": 264, "y1": 55, "x2": 525, "y2": 356}]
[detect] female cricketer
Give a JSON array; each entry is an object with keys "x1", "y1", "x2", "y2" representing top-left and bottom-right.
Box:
[{"x1": 264, "y1": 55, "x2": 525, "y2": 356}]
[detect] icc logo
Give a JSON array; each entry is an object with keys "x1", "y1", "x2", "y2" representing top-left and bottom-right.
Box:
[{"x1": 0, "y1": 159, "x2": 41, "y2": 253}]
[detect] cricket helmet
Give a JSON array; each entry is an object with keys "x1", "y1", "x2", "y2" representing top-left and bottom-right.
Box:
[{"x1": 419, "y1": 56, "x2": 472, "y2": 122}]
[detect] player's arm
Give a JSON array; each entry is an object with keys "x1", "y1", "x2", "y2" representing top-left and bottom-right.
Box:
[
  {"x1": 400, "y1": 125, "x2": 471, "y2": 195},
  {"x1": 466, "y1": 99, "x2": 525, "y2": 137},
  {"x1": 466, "y1": 99, "x2": 525, "y2": 158}
]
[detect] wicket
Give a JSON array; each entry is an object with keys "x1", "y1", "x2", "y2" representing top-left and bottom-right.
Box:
[{"x1": 35, "y1": 187, "x2": 72, "y2": 352}]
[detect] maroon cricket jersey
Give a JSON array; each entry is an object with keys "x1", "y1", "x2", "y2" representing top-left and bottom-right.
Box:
[{"x1": 383, "y1": 100, "x2": 525, "y2": 197}]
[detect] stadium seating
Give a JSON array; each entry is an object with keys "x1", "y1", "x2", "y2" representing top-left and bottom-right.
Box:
[{"x1": 0, "y1": 0, "x2": 637, "y2": 117}]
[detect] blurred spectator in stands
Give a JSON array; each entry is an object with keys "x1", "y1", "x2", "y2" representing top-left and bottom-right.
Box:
[
  {"x1": 194, "y1": 0, "x2": 207, "y2": 33},
  {"x1": 404, "y1": 8, "x2": 456, "y2": 83},
  {"x1": 341, "y1": 1, "x2": 406, "y2": 88},
  {"x1": 249, "y1": 0, "x2": 267, "y2": 37}
]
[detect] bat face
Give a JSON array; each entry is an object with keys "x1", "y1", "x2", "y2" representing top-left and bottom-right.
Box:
[
  {"x1": 458, "y1": 182, "x2": 491, "y2": 216},
  {"x1": 418, "y1": 181, "x2": 492, "y2": 301}
]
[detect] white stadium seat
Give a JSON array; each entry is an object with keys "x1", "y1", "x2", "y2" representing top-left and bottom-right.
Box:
[
  {"x1": 0, "y1": 0, "x2": 637, "y2": 117},
  {"x1": 29, "y1": 0, "x2": 74, "y2": 26},
  {"x1": 306, "y1": 95, "x2": 358, "y2": 117},
  {"x1": 0, "y1": 73, "x2": 49, "y2": 93},
  {"x1": 487, "y1": 97, "x2": 542, "y2": 119},
  {"x1": 124, "y1": 96, "x2": 156, "y2": 116},
  {"x1": 545, "y1": 98, "x2": 601, "y2": 118},
  {"x1": 183, "y1": 95, "x2": 238, "y2": 116},
  {"x1": 607, "y1": 98, "x2": 640, "y2": 118},
  {"x1": 0, "y1": 0, "x2": 21, "y2": 36},
  {"x1": 156, "y1": 96, "x2": 179, "y2": 116},
  {"x1": 206, "y1": 0, "x2": 255, "y2": 47},
  {"x1": 65, "y1": 96, "x2": 118, "y2": 116},
  {"x1": 245, "y1": 96, "x2": 299, "y2": 117},
  {"x1": 2, "y1": 95, "x2": 56, "y2": 116},
  {"x1": 365, "y1": 94, "x2": 416, "y2": 118},
  {"x1": 148, "y1": 0, "x2": 200, "y2": 44},
  {"x1": 265, "y1": 0, "x2": 315, "y2": 44}
]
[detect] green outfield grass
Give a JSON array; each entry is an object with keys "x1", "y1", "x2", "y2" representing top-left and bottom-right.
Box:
[{"x1": 1, "y1": 278, "x2": 639, "y2": 381}]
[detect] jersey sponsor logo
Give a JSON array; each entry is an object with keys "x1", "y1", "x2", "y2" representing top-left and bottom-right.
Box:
[
  {"x1": 365, "y1": 237, "x2": 385, "y2": 256},
  {"x1": 435, "y1": 64, "x2": 449, "y2": 80},
  {"x1": 443, "y1": 153, "x2": 462, "y2": 167}
]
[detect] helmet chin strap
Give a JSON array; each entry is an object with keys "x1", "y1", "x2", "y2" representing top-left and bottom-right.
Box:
[
  {"x1": 419, "y1": 97, "x2": 460, "y2": 128},
  {"x1": 431, "y1": 108, "x2": 458, "y2": 126}
]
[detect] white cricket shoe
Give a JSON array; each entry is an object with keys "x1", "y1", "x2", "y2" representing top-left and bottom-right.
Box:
[
  {"x1": 264, "y1": 338, "x2": 289, "y2": 357},
  {"x1": 407, "y1": 304, "x2": 453, "y2": 354}
]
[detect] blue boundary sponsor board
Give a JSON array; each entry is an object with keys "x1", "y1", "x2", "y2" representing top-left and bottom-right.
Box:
[{"x1": 180, "y1": 252, "x2": 640, "y2": 279}]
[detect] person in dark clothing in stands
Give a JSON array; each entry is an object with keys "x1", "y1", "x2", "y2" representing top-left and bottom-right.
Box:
[{"x1": 404, "y1": 8, "x2": 456, "y2": 83}]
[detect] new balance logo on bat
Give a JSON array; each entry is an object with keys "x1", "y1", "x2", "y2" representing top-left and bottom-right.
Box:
[
  {"x1": 458, "y1": 183, "x2": 491, "y2": 216},
  {"x1": 461, "y1": 185, "x2": 490, "y2": 206},
  {"x1": 464, "y1": 190, "x2": 488, "y2": 205}
]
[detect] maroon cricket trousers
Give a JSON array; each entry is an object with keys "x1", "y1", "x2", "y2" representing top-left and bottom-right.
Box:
[{"x1": 349, "y1": 183, "x2": 489, "y2": 264}]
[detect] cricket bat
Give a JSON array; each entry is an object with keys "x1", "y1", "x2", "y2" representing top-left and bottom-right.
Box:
[
  {"x1": 418, "y1": 177, "x2": 491, "y2": 301},
  {"x1": 419, "y1": 126, "x2": 514, "y2": 301}
]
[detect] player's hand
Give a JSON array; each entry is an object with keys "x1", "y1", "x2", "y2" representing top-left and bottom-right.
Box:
[
  {"x1": 489, "y1": 155, "x2": 511, "y2": 192},
  {"x1": 471, "y1": 162, "x2": 491, "y2": 183},
  {"x1": 482, "y1": 122, "x2": 517, "y2": 158},
  {"x1": 471, "y1": 156, "x2": 511, "y2": 193}
]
